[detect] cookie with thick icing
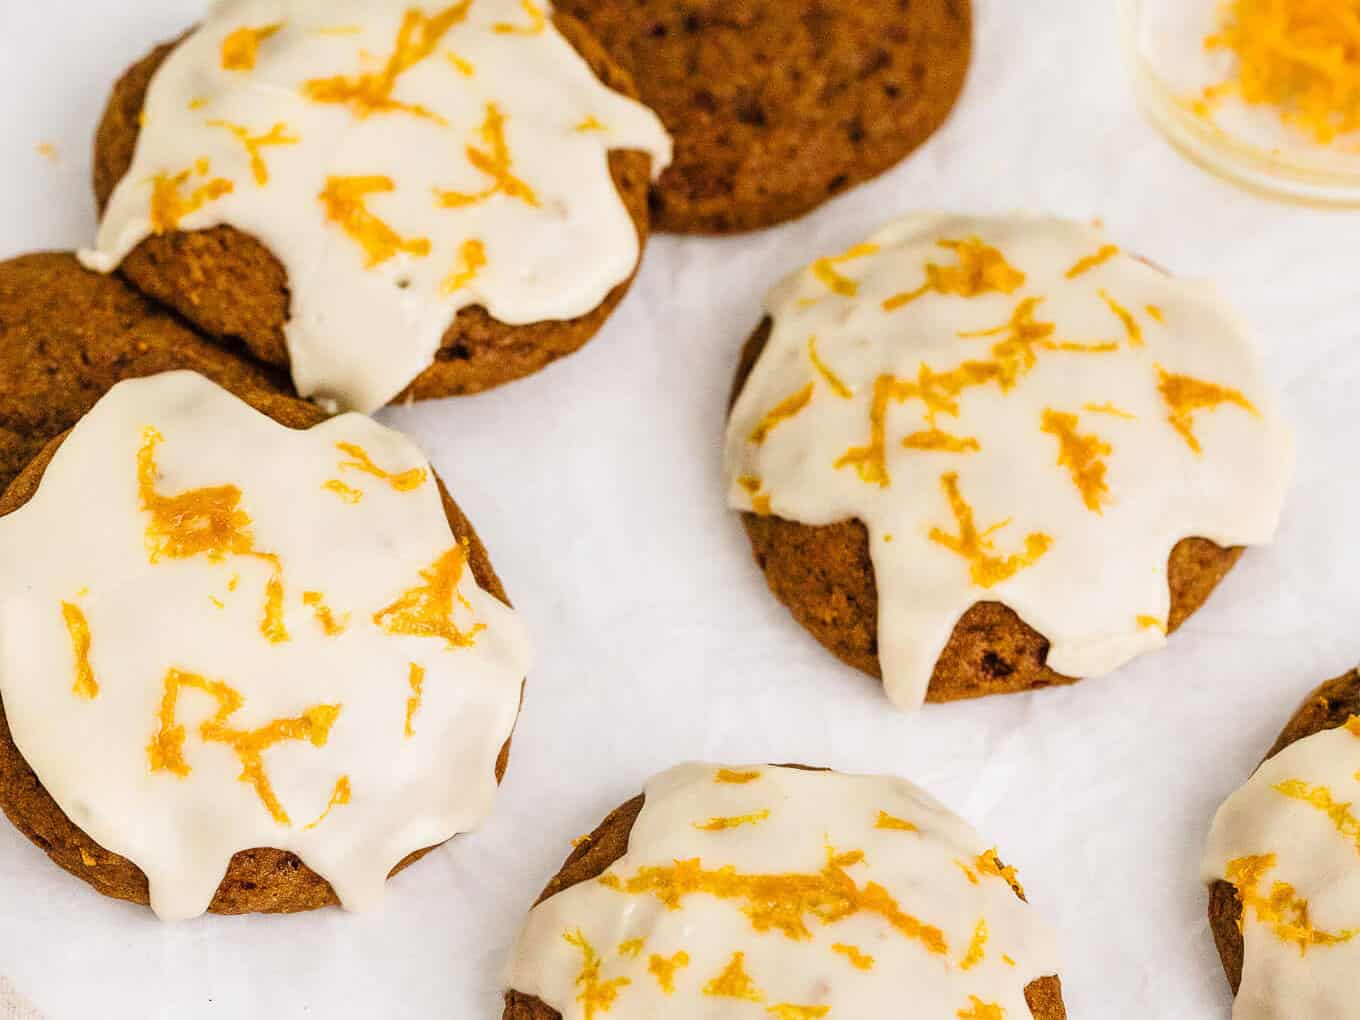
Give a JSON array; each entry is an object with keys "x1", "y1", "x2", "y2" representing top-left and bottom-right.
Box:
[
  {"x1": 724, "y1": 213, "x2": 1292, "y2": 710},
  {"x1": 553, "y1": 0, "x2": 972, "y2": 233},
  {"x1": 86, "y1": 1, "x2": 672, "y2": 413},
  {"x1": 503, "y1": 763, "x2": 1066, "y2": 1019},
  {"x1": 0, "y1": 370, "x2": 532, "y2": 919},
  {"x1": 1204, "y1": 670, "x2": 1360, "y2": 1015}
]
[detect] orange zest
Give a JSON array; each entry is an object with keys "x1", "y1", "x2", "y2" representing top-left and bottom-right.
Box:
[
  {"x1": 648, "y1": 951, "x2": 690, "y2": 994},
  {"x1": 929, "y1": 472, "x2": 1052, "y2": 588},
  {"x1": 563, "y1": 930, "x2": 630, "y2": 1020},
  {"x1": 875, "y1": 811, "x2": 918, "y2": 832},
  {"x1": 1065, "y1": 244, "x2": 1120, "y2": 278},
  {"x1": 694, "y1": 810, "x2": 771, "y2": 832},
  {"x1": 749, "y1": 384, "x2": 814, "y2": 445},
  {"x1": 958, "y1": 997, "x2": 1005, "y2": 1020},
  {"x1": 716, "y1": 768, "x2": 762, "y2": 784},
  {"x1": 373, "y1": 543, "x2": 486, "y2": 649},
  {"x1": 323, "y1": 479, "x2": 363, "y2": 504},
  {"x1": 404, "y1": 662, "x2": 426, "y2": 737},
  {"x1": 61, "y1": 601, "x2": 99, "y2": 700},
  {"x1": 435, "y1": 103, "x2": 539, "y2": 209},
  {"x1": 302, "y1": 591, "x2": 348, "y2": 636},
  {"x1": 221, "y1": 23, "x2": 282, "y2": 71},
  {"x1": 150, "y1": 161, "x2": 234, "y2": 234},
  {"x1": 1156, "y1": 365, "x2": 1259, "y2": 453},
  {"x1": 336, "y1": 441, "x2": 428, "y2": 491},
  {"x1": 1040, "y1": 409, "x2": 1112, "y2": 513},
  {"x1": 443, "y1": 238, "x2": 487, "y2": 295},
  {"x1": 882, "y1": 237, "x2": 1025, "y2": 311},
  {"x1": 494, "y1": 0, "x2": 548, "y2": 34},
  {"x1": 1227, "y1": 853, "x2": 1360, "y2": 952},
  {"x1": 960, "y1": 919, "x2": 988, "y2": 970},
  {"x1": 320, "y1": 175, "x2": 432, "y2": 267},
  {"x1": 1100, "y1": 290, "x2": 1144, "y2": 347},
  {"x1": 832, "y1": 942, "x2": 875, "y2": 970},
  {"x1": 809, "y1": 243, "x2": 880, "y2": 298},
  {"x1": 808, "y1": 337, "x2": 852, "y2": 398},
  {"x1": 208, "y1": 120, "x2": 299, "y2": 185},
  {"x1": 736, "y1": 475, "x2": 772, "y2": 516},
  {"x1": 304, "y1": 775, "x2": 352, "y2": 830},
  {"x1": 703, "y1": 952, "x2": 764, "y2": 1001}
]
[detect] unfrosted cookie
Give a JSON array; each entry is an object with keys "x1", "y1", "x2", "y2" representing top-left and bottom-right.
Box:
[
  {"x1": 503, "y1": 763, "x2": 1067, "y2": 1019},
  {"x1": 724, "y1": 214, "x2": 1292, "y2": 709},
  {"x1": 87, "y1": 2, "x2": 671, "y2": 412},
  {"x1": 554, "y1": 0, "x2": 973, "y2": 232},
  {"x1": 1204, "y1": 670, "x2": 1360, "y2": 1013},
  {"x1": 0, "y1": 371, "x2": 530, "y2": 918}
]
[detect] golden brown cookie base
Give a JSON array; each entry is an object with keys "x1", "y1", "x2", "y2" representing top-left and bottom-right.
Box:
[
  {"x1": 730, "y1": 318, "x2": 1245, "y2": 703},
  {"x1": 1206, "y1": 669, "x2": 1360, "y2": 995},
  {"x1": 502, "y1": 780, "x2": 1066, "y2": 1019},
  {"x1": 554, "y1": 0, "x2": 972, "y2": 233},
  {"x1": 0, "y1": 266, "x2": 519, "y2": 912},
  {"x1": 92, "y1": 14, "x2": 653, "y2": 403}
]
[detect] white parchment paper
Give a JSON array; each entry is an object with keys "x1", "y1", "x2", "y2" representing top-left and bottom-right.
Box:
[{"x1": 2, "y1": 1, "x2": 1359, "y2": 1017}]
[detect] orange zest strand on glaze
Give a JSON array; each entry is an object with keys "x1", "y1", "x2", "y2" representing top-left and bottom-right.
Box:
[
  {"x1": 221, "y1": 22, "x2": 282, "y2": 71},
  {"x1": 303, "y1": 591, "x2": 348, "y2": 635},
  {"x1": 303, "y1": 3, "x2": 473, "y2": 120},
  {"x1": 137, "y1": 427, "x2": 288, "y2": 642},
  {"x1": 320, "y1": 175, "x2": 432, "y2": 267},
  {"x1": 436, "y1": 103, "x2": 539, "y2": 209},
  {"x1": 147, "y1": 668, "x2": 340, "y2": 825},
  {"x1": 373, "y1": 543, "x2": 486, "y2": 648},
  {"x1": 1065, "y1": 244, "x2": 1120, "y2": 278},
  {"x1": 960, "y1": 919, "x2": 988, "y2": 970},
  {"x1": 304, "y1": 775, "x2": 352, "y2": 830},
  {"x1": 323, "y1": 479, "x2": 363, "y2": 504},
  {"x1": 749, "y1": 384, "x2": 815, "y2": 445},
  {"x1": 832, "y1": 942, "x2": 875, "y2": 970},
  {"x1": 564, "y1": 930, "x2": 630, "y2": 1020},
  {"x1": 1199, "y1": 0, "x2": 1360, "y2": 145},
  {"x1": 61, "y1": 601, "x2": 99, "y2": 699},
  {"x1": 648, "y1": 951, "x2": 690, "y2": 994},
  {"x1": 1040, "y1": 409, "x2": 1112, "y2": 513},
  {"x1": 809, "y1": 243, "x2": 881, "y2": 298},
  {"x1": 1137, "y1": 614, "x2": 1166, "y2": 632},
  {"x1": 882, "y1": 237, "x2": 1025, "y2": 311},
  {"x1": 336, "y1": 441, "x2": 428, "y2": 491},
  {"x1": 977, "y1": 849, "x2": 1025, "y2": 896},
  {"x1": 737, "y1": 475, "x2": 772, "y2": 516},
  {"x1": 447, "y1": 51, "x2": 476, "y2": 76},
  {"x1": 495, "y1": 0, "x2": 547, "y2": 34},
  {"x1": 808, "y1": 337, "x2": 853, "y2": 398},
  {"x1": 208, "y1": 120, "x2": 299, "y2": 185},
  {"x1": 875, "y1": 811, "x2": 918, "y2": 832},
  {"x1": 716, "y1": 768, "x2": 762, "y2": 784},
  {"x1": 149, "y1": 162, "x2": 234, "y2": 233},
  {"x1": 958, "y1": 997, "x2": 1005, "y2": 1020},
  {"x1": 1156, "y1": 365, "x2": 1259, "y2": 453},
  {"x1": 1100, "y1": 290, "x2": 1143, "y2": 347},
  {"x1": 617, "y1": 939, "x2": 645, "y2": 959},
  {"x1": 598, "y1": 846, "x2": 949, "y2": 955},
  {"x1": 929, "y1": 472, "x2": 1052, "y2": 589},
  {"x1": 703, "y1": 952, "x2": 764, "y2": 1001},
  {"x1": 1227, "y1": 853, "x2": 1360, "y2": 952},
  {"x1": 1274, "y1": 778, "x2": 1360, "y2": 855},
  {"x1": 1083, "y1": 401, "x2": 1136, "y2": 420},
  {"x1": 767, "y1": 1006, "x2": 831, "y2": 1020},
  {"x1": 694, "y1": 809, "x2": 771, "y2": 832},
  {"x1": 576, "y1": 115, "x2": 606, "y2": 132},
  {"x1": 404, "y1": 662, "x2": 426, "y2": 737},
  {"x1": 443, "y1": 238, "x2": 487, "y2": 294}
]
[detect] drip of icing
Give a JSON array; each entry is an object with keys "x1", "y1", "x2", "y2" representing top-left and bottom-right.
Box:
[
  {"x1": 1204, "y1": 718, "x2": 1360, "y2": 1019},
  {"x1": 80, "y1": 0, "x2": 672, "y2": 413},
  {"x1": 0, "y1": 371, "x2": 532, "y2": 920},
  {"x1": 724, "y1": 213, "x2": 1292, "y2": 710},
  {"x1": 505, "y1": 764, "x2": 1061, "y2": 1018}
]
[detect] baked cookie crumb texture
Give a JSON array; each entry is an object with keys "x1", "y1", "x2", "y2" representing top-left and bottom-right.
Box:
[
  {"x1": 724, "y1": 213, "x2": 1292, "y2": 709},
  {"x1": 554, "y1": 0, "x2": 973, "y2": 233},
  {"x1": 83, "y1": 0, "x2": 672, "y2": 413},
  {"x1": 504, "y1": 763, "x2": 1065, "y2": 1019},
  {"x1": 0, "y1": 371, "x2": 532, "y2": 919},
  {"x1": 1204, "y1": 670, "x2": 1360, "y2": 1018}
]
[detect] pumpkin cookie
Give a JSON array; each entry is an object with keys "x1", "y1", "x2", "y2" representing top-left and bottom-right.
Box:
[
  {"x1": 503, "y1": 763, "x2": 1066, "y2": 1019},
  {"x1": 0, "y1": 370, "x2": 531, "y2": 919},
  {"x1": 85, "y1": 1, "x2": 671, "y2": 413},
  {"x1": 724, "y1": 213, "x2": 1292, "y2": 709},
  {"x1": 1204, "y1": 670, "x2": 1360, "y2": 1015},
  {"x1": 553, "y1": 0, "x2": 972, "y2": 233}
]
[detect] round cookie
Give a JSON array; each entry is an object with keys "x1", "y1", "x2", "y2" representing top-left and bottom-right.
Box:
[
  {"x1": 91, "y1": 9, "x2": 658, "y2": 406},
  {"x1": 503, "y1": 763, "x2": 1067, "y2": 1019},
  {"x1": 1205, "y1": 669, "x2": 1360, "y2": 996},
  {"x1": 553, "y1": 0, "x2": 973, "y2": 233},
  {"x1": 0, "y1": 377, "x2": 522, "y2": 917},
  {"x1": 731, "y1": 319, "x2": 1244, "y2": 704}
]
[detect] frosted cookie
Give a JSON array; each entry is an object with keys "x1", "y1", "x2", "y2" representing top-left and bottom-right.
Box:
[
  {"x1": 0, "y1": 371, "x2": 532, "y2": 919},
  {"x1": 553, "y1": 0, "x2": 972, "y2": 233},
  {"x1": 85, "y1": 0, "x2": 672, "y2": 413},
  {"x1": 724, "y1": 213, "x2": 1291, "y2": 710},
  {"x1": 503, "y1": 763, "x2": 1066, "y2": 1019},
  {"x1": 1204, "y1": 670, "x2": 1360, "y2": 1016}
]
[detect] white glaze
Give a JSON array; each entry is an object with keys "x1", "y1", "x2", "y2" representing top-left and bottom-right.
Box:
[
  {"x1": 0, "y1": 371, "x2": 532, "y2": 921},
  {"x1": 724, "y1": 213, "x2": 1292, "y2": 710},
  {"x1": 507, "y1": 764, "x2": 1061, "y2": 1018},
  {"x1": 81, "y1": 0, "x2": 672, "y2": 413},
  {"x1": 1204, "y1": 716, "x2": 1360, "y2": 1019}
]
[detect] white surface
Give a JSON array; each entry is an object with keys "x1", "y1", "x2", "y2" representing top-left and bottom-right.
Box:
[{"x1": 0, "y1": 0, "x2": 1358, "y2": 1017}]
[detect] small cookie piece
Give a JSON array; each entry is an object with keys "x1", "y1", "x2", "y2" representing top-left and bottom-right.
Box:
[
  {"x1": 504, "y1": 763, "x2": 1066, "y2": 1019},
  {"x1": 554, "y1": 0, "x2": 973, "y2": 232},
  {"x1": 0, "y1": 371, "x2": 531, "y2": 919},
  {"x1": 0, "y1": 251, "x2": 287, "y2": 496},
  {"x1": 86, "y1": 1, "x2": 671, "y2": 412},
  {"x1": 1204, "y1": 670, "x2": 1360, "y2": 1014},
  {"x1": 724, "y1": 213, "x2": 1292, "y2": 709}
]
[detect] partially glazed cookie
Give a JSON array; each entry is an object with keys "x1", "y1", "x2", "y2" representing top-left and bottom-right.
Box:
[
  {"x1": 724, "y1": 213, "x2": 1292, "y2": 709},
  {"x1": 0, "y1": 371, "x2": 532, "y2": 919},
  {"x1": 553, "y1": 0, "x2": 972, "y2": 233},
  {"x1": 84, "y1": 0, "x2": 671, "y2": 412},
  {"x1": 504, "y1": 763, "x2": 1066, "y2": 1019},
  {"x1": 1204, "y1": 670, "x2": 1360, "y2": 1017}
]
